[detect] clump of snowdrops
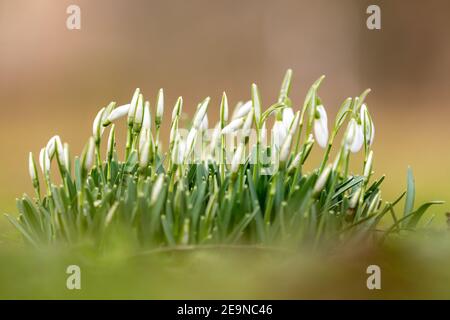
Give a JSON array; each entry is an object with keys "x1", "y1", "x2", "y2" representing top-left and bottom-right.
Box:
[{"x1": 7, "y1": 70, "x2": 442, "y2": 250}]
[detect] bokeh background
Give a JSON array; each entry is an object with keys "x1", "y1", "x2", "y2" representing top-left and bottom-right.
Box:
[{"x1": 1, "y1": 0, "x2": 450, "y2": 239}]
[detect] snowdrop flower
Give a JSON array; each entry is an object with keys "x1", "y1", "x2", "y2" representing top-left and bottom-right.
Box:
[
  {"x1": 313, "y1": 105, "x2": 329, "y2": 148},
  {"x1": 208, "y1": 124, "x2": 221, "y2": 152},
  {"x1": 360, "y1": 104, "x2": 375, "y2": 146},
  {"x1": 222, "y1": 118, "x2": 245, "y2": 134},
  {"x1": 186, "y1": 128, "x2": 197, "y2": 157},
  {"x1": 200, "y1": 114, "x2": 208, "y2": 131},
  {"x1": 282, "y1": 107, "x2": 295, "y2": 129},
  {"x1": 63, "y1": 143, "x2": 70, "y2": 172},
  {"x1": 272, "y1": 120, "x2": 288, "y2": 150},
  {"x1": 220, "y1": 92, "x2": 229, "y2": 125},
  {"x1": 93, "y1": 107, "x2": 106, "y2": 143},
  {"x1": 142, "y1": 101, "x2": 151, "y2": 131},
  {"x1": 172, "y1": 135, "x2": 186, "y2": 165},
  {"x1": 280, "y1": 134, "x2": 293, "y2": 163},
  {"x1": 127, "y1": 88, "x2": 141, "y2": 126},
  {"x1": 155, "y1": 88, "x2": 164, "y2": 126},
  {"x1": 313, "y1": 165, "x2": 332, "y2": 194},
  {"x1": 28, "y1": 152, "x2": 39, "y2": 184},
  {"x1": 171, "y1": 96, "x2": 183, "y2": 122},
  {"x1": 132, "y1": 94, "x2": 144, "y2": 133},
  {"x1": 233, "y1": 100, "x2": 252, "y2": 119},
  {"x1": 251, "y1": 84, "x2": 262, "y2": 124},
  {"x1": 82, "y1": 137, "x2": 95, "y2": 171},
  {"x1": 260, "y1": 122, "x2": 267, "y2": 146},
  {"x1": 39, "y1": 147, "x2": 50, "y2": 175},
  {"x1": 151, "y1": 174, "x2": 164, "y2": 205},
  {"x1": 193, "y1": 97, "x2": 210, "y2": 128},
  {"x1": 103, "y1": 104, "x2": 130, "y2": 126},
  {"x1": 363, "y1": 150, "x2": 374, "y2": 178},
  {"x1": 242, "y1": 109, "x2": 254, "y2": 137},
  {"x1": 139, "y1": 140, "x2": 150, "y2": 169},
  {"x1": 231, "y1": 143, "x2": 244, "y2": 173},
  {"x1": 107, "y1": 125, "x2": 116, "y2": 162},
  {"x1": 45, "y1": 136, "x2": 56, "y2": 159}
]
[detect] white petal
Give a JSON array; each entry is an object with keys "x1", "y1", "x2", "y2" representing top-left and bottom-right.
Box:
[
  {"x1": 272, "y1": 121, "x2": 287, "y2": 150},
  {"x1": 231, "y1": 143, "x2": 244, "y2": 173},
  {"x1": 93, "y1": 107, "x2": 106, "y2": 140},
  {"x1": 193, "y1": 97, "x2": 210, "y2": 128},
  {"x1": 233, "y1": 100, "x2": 252, "y2": 119},
  {"x1": 350, "y1": 123, "x2": 364, "y2": 153},
  {"x1": 200, "y1": 114, "x2": 208, "y2": 131},
  {"x1": 282, "y1": 107, "x2": 295, "y2": 129},
  {"x1": 142, "y1": 102, "x2": 151, "y2": 130},
  {"x1": 313, "y1": 105, "x2": 329, "y2": 148},
  {"x1": 28, "y1": 152, "x2": 36, "y2": 181},
  {"x1": 221, "y1": 118, "x2": 244, "y2": 134},
  {"x1": 156, "y1": 88, "x2": 164, "y2": 120},
  {"x1": 105, "y1": 104, "x2": 130, "y2": 124}
]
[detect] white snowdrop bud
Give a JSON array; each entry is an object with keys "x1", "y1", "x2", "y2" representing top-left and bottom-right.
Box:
[
  {"x1": 363, "y1": 150, "x2": 374, "y2": 178},
  {"x1": 28, "y1": 152, "x2": 38, "y2": 183},
  {"x1": 142, "y1": 101, "x2": 151, "y2": 131},
  {"x1": 231, "y1": 143, "x2": 244, "y2": 173},
  {"x1": 251, "y1": 84, "x2": 261, "y2": 124},
  {"x1": 103, "y1": 104, "x2": 130, "y2": 126},
  {"x1": 360, "y1": 104, "x2": 375, "y2": 146},
  {"x1": 221, "y1": 118, "x2": 245, "y2": 134},
  {"x1": 127, "y1": 88, "x2": 141, "y2": 126},
  {"x1": 313, "y1": 105, "x2": 329, "y2": 148},
  {"x1": 54, "y1": 135, "x2": 64, "y2": 164},
  {"x1": 151, "y1": 174, "x2": 165, "y2": 205},
  {"x1": 282, "y1": 107, "x2": 295, "y2": 129},
  {"x1": 314, "y1": 165, "x2": 332, "y2": 194},
  {"x1": 242, "y1": 109, "x2": 254, "y2": 137},
  {"x1": 260, "y1": 121, "x2": 267, "y2": 146},
  {"x1": 133, "y1": 94, "x2": 144, "y2": 132},
  {"x1": 45, "y1": 136, "x2": 57, "y2": 159},
  {"x1": 139, "y1": 140, "x2": 150, "y2": 169},
  {"x1": 186, "y1": 128, "x2": 197, "y2": 155},
  {"x1": 155, "y1": 88, "x2": 164, "y2": 125},
  {"x1": 83, "y1": 137, "x2": 95, "y2": 171},
  {"x1": 220, "y1": 92, "x2": 229, "y2": 125},
  {"x1": 200, "y1": 114, "x2": 209, "y2": 131},
  {"x1": 193, "y1": 97, "x2": 210, "y2": 129},
  {"x1": 233, "y1": 100, "x2": 252, "y2": 119},
  {"x1": 280, "y1": 134, "x2": 293, "y2": 163},
  {"x1": 272, "y1": 120, "x2": 287, "y2": 150},
  {"x1": 63, "y1": 143, "x2": 70, "y2": 172},
  {"x1": 171, "y1": 96, "x2": 183, "y2": 121},
  {"x1": 93, "y1": 107, "x2": 106, "y2": 142},
  {"x1": 350, "y1": 121, "x2": 364, "y2": 153},
  {"x1": 39, "y1": 147, "x2": 50, "y2": 175}
]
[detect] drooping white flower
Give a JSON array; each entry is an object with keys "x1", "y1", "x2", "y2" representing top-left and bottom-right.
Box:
[
  {"x1": 350, "y1": 122, "x2": 364, "y2": 153},
  {"x1": 233, "y1": 100, "x2": 252, "y2": 119},
  {"x1": 313, "y1": 105, "x2": 329, "y2": 148},
  {"x1": 272, "y1": 120, "x2": 288, "y2": 150},
  {"x1": 282, "y1": 107, "x2": 295, "y2": 129},
  {"x1": 222, "y1": 118, "x2": 245, "y2": 134},
  {"x1": 103, "y1": 104, "x2": 130, "y2": 126},
  {"x1": 155, "y1": 88, "x2": 164, "y2": 125}
]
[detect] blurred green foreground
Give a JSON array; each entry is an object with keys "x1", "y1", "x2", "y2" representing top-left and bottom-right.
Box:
[{"x1": 1, "y1": 232, "x2": 450, "y2": 299}]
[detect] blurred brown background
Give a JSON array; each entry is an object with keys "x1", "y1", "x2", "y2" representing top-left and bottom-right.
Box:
[{"x1": 1, "y1": 0, "x2": 450, "y2": 232}]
